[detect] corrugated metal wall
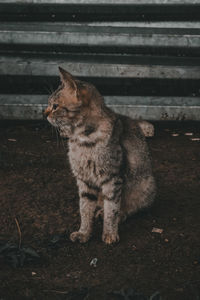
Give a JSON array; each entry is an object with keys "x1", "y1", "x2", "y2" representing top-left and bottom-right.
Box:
[{"x1": 0, "y1": 0, "x2": 200, "y2": 120}]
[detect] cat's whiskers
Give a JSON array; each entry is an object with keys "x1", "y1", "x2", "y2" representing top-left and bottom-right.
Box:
[
  {"x1": 49, "y1": 124, "x2": 68, "y2": 167},
  {"x1": 55, "y1": 124, "x2": 69, "y2": 166},
  {"x1": 49, "y1": 84, "x2": 54, "y2": 94},
  {"x1": 44, "y1": 85, "x2": 52, "y2": 95},
  {"x1": 54, "y1": 121, "x2": 65, "y2": 150},
  {"x1": 49, "y1": 123, "x2": 60, "y2": 147},
  {"x1": 54, "y1": 126, "x2": 60, "y2": 148},
  {"x1": 60, "y1": 135, "x2": 68, "y2": 155},
  {"x1": 51, "y1": 125, "x2": 54, "y2": 138}
]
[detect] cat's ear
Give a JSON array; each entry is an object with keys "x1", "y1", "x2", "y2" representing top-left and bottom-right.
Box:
[{"x1": 58, "y1": 67, "x2": 77, "y2": 91}]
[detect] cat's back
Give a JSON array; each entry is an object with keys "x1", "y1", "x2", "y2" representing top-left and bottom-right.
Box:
[
  {"x1": 118, "y1": 114, "x2": 152, "y2": 176},
  {"x1": 118, "y1": 114, "x2": 146, "y2": 146}
]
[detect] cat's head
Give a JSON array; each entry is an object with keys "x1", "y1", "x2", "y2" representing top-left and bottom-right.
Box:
[{"x1": 44, "y1": 67, "x2": 100, "y2": 137}]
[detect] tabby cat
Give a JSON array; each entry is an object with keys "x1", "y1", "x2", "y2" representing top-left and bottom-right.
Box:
[{"x1": 44, "y1": 67, "x2": 156, "y2": 244}]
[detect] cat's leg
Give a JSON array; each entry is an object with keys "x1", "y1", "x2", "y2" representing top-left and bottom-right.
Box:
[
  {"x1": 101, "y1": 177, "x2": 122, "y2": 244},
  {"x1": 95, "y1": 192, "x2": 104, "y2": 219},
  {"x1": 70, "y1": 180, "x2": 98, "y2": 243}
]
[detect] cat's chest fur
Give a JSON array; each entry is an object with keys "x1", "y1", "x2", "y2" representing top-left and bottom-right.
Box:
[
  {"x1": 68, "y1": 136, "x2": 122, "y2": 186},
  {"x1": 69, "y1": 141, "x2": 104, "y2": 184}
]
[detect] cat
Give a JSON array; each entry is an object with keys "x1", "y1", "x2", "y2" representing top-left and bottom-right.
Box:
[{"x1": 44, "y1": 67, "x2": 156, "y2": 244}]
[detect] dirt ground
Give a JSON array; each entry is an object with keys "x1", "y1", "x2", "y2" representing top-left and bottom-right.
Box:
[{"x1": 0, "y1": 120, "x2": 200, "y2": 300}]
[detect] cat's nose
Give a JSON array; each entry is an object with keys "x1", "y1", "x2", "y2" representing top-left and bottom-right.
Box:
[{"x1": 43, "y1": 107, "x2": 51, "y2": 119}]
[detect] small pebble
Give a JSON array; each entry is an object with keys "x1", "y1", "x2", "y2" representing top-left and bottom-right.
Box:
[
  {"x1": 31, "y1": 272, "x2": 36, "y2": 276},
  {"x1": 90, "y1": 258, "x2": 98, "y2": 267},
  {"x1": 164, "y1": 238, "x2": 169, "y2": 243},
  {"x1": 152, "y1": 227, "x2": 163, "y2": 234},
  {"x1": 185, "y1": 132, "x2": 193, "y2": 136},
  {"x1": 171, "y1": 133, "x2": 179, "y2": 137},
  {"x1": 191, "y1": 138, "x2": 200, "y2": 141},
  {"x1": 176, "y1": 288, "x2": 184, "y2": 292},
  {"x1": 8, "y1": 138, "x2": 17, "y2": 142}
]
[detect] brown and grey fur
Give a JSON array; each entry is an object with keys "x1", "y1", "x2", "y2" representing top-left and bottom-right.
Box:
[{"x1": 44, "y1": 67, "x2": 156, "y2": 244}]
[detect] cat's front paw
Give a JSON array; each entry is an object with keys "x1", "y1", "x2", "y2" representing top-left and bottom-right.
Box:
[
  {"x1": 70, "y1": 231, "x2": 90, "y2": 243},
  {"x1": 102, "y1": 232, "x2": 119, "y2": 244}
]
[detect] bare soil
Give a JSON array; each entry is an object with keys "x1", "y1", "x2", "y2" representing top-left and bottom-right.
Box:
[{"x1": 0, "y1": 121, "x2": 200, "y2": 300}]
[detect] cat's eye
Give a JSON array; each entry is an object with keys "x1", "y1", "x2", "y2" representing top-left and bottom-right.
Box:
[{"x1": 53, "y1": 104, "x2": 59, "y2": 110}]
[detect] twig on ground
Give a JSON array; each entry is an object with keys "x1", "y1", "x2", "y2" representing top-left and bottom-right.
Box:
[
  {"x1": 43, "y1": 290, "x2": 69, "y2": 294},
  {"x1": 15, "y1": 217, "x2": 22, "y2": 249}
]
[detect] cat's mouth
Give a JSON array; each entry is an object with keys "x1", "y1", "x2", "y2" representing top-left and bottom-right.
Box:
[
  {"x1": 47, "y1": 116, "x2": 72, "y2": 138},
  {"x1": 47, "y1": 115, "x2": 54, "y2": 124},
  {"x1": 47, "y1": 116, "x2": 60, "y2": 128}
]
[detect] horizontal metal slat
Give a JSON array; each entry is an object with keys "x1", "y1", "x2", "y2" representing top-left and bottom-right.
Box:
[
  {"x1": 1, "y1": 95, "x2": 200, "y2": 120},
  {"x1": 1, "y1": 103, "x2": 200, "y2": 121},
  {"x1": 1, "y1": 76, "x2": 199, "y2": 96},
  {"x1": 2, "y1": 22, "x2": 200, "y2": 34},
  {"x1": 1, "y1": 94, "x2": 200, "y2": 106},
  {"x1": 1, "y1": 23, "x2": 200, "y2": 48},
  {"x1": 1, "y1": 0, "x2": 200, "y2": 4},
  {"x1": 1, "y1": 55, "x2": 200, "y2": 79},
  {"x1": 1, "y1": 44, "x2": 199, "y2": 56},
  {"x1": 1, "y1": 2, "x2": 200, "y2": 22},
  {"x1": 16, "y1": 21, "x2": 199, "y2": 28}
]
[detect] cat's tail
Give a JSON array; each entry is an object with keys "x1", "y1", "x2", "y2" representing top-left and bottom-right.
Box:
[{"x1": 138, "y1": 120, "x2": 154, "y2": 137}]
